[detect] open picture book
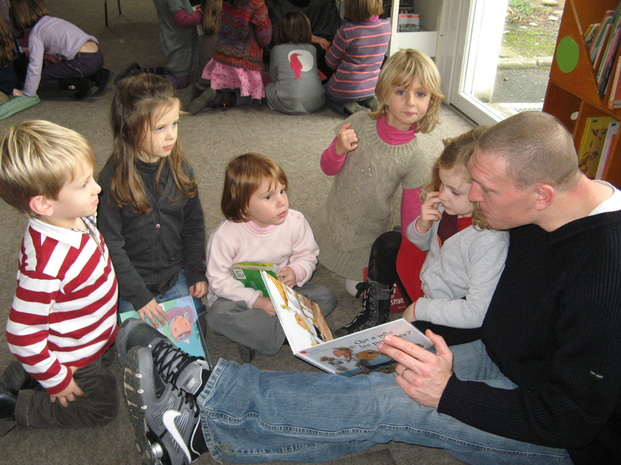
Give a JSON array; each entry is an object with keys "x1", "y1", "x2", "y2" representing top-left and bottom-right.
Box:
[
  {"x1": 232, "y1": 263, "x2": 280, "y2": 297},
  {"x1": 259, "y1": 271, "x2": 433, "y2": 377},
  {"x1": 119, "y1": 295, "x2": 211, "y2": 366}
]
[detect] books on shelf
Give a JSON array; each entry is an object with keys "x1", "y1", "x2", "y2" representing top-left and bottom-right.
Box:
[
  {"x1": 606, "y1": 55, "x2": 621, "y2": 108},
  {"x1": 577, "y1": 116, "x2": 619, "y2": 179},
  {"x1": 232, "y1": 262, "x2": 280, "y2": 297},
  {"x1": 585, "y1": 3, "x2": 621, "y2": 98},
  {"x1": 596, "y1": 120, "x2": 620, "y2": 179},
  {"x1": 589, "y1": 10, "x2": 615, "y2": 63},
  {"x1": 119, "y1": 295, "x2": 210, "y2": 363},
  {"x1": 259, "y1": 270, "x2": 433, "y2": 376},
  {"x1": 598, "y1": 4, "x2": 621, "y2": 97}
]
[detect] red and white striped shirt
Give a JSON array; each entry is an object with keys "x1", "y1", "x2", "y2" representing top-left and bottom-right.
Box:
[{"x1": 5, "y1": 216, "x2": 118, "y2": 395}]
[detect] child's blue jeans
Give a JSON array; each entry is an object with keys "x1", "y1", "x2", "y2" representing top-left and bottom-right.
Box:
[{"x1": 117, "y1": 269, "x2": 206, "y2": 315}]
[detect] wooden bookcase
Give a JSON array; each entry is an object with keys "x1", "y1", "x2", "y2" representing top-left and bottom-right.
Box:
[{"x1": 543, "y1": 0, "x2": 621, "y2": 187}]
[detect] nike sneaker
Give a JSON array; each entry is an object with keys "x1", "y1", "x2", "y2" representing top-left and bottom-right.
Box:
[
  {"x1": 124, "y1": 346, "x2": 202, "y2": 465},
  {"x1": 116, "y1": 318, "x2": 210, "y2": 396}
]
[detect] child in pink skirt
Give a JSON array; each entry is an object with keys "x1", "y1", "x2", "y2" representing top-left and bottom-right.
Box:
[{"x1": 187, "y1": 0, "x2": 272, "y2": 114}]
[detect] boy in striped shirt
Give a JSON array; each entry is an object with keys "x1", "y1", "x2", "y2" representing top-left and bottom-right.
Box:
[{"x1": 0, "y1": 120, "x2": 119, "y2": 431}]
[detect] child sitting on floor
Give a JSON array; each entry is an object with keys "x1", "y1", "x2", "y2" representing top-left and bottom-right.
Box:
[
  {"x1": 265, "y1": 10, "x2": 324, "y2": 114},
  {"x1": 9, "y1": 0, "x2": 110, "y2": 100},
  {"x1": 206, "y1": 153, "x2": 337, "y2": 362},
  {"x1": 0, "y1": 120, "x2": 118, "y2": 431}
]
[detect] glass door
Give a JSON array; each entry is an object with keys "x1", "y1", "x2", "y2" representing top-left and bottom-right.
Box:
[{"x1": 445, "y1": 0, "x2": 563, "y2": 125}]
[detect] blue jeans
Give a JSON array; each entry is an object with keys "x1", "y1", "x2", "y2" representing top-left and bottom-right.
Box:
[
  {"x1": 117, "y1": 269, "x2": 206, "y2": 315},
  {"x1": 198, "y1": 340, "x2": 572, "y2": 465}
]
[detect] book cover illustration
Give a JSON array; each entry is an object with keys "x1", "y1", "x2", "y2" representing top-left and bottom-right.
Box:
[
  {"x1": 119, "y1": 295, "x2": 207, "y2": 360},
  {"x1": 232, "y1": 263, "x2": 280, "y2": 297},
  {"x1": 260, "y1": 271, "x2": 433, "y2": 377},
  {"x1": 577, "y1": 116, "x2": 617, "y2": 179},
  {"x1": 596, "y1": 121, "x2": 620, "y2": 179}
]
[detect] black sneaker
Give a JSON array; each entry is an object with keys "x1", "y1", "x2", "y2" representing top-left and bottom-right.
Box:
[
  {"x1": 114, "y1": 62, "x2": 142, "y2": 85},
  {"x1": 116, "y1": 318, "x2": 210, "y2": 396},
  {"x1": 334, "y1": 280, "x2": 392, "y2": 337},
  {"x1": 91, "y1": 68, "x2": 111, "y2": 96},
  {"x1": 152, "y1": 339, "x2": 210, "y2": 396},
  {"x1": 124, "y1": 346, "x2": 202, "y2": 465},
  {"x1": 73, "y1": 79, "x2": 96, "y2": 100}
]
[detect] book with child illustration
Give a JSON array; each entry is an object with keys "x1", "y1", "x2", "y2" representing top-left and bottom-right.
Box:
[
  {"x1": 259, "y1": 271, "x2": 433, "y2": 377},
  {"x1": 232, "y1": 263, "x2": 280, "y2": 297},
  {"x1": 119, "y1": 295, "x2": 209, "y2": 362}
]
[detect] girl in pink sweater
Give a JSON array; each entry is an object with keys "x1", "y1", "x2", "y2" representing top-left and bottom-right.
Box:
[{"x1": 206, "y1": 153, "x2": 337, "y2": 362}]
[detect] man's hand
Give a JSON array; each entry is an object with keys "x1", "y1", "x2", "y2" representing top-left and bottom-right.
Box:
[
  {"x1": 253, "y1": 296, "x2": 276, "y2": 316},
  {"x1": 138, "y1": 298, "x2": 168, "y2": 327},
  {"x1": 277, "y1": 267, "x2": 296, "y2": 287},
  {"x1": 190, "y1": 280, "x2": 208, "y2": 299},
  {"x1": 378, "y1": 331, "x2": 453, "y2": 408},
  {"x1": 335, "y1": 123, "x2": 359, "y2": 155},
  {"x1": 50, "y1": 368, "x2": 83, "y2": 408}
]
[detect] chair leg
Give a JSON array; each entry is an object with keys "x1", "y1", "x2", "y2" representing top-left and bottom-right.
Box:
[
  {"x1": 117, "y1": 0, "x2": 122, "y2": 15},
  {"x1": 104, "y1": 0, "x2": 108, "y2": 27}
]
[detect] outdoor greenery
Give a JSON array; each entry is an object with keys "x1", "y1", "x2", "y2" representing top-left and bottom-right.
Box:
[{"x1": 503, "y1": 0, "x2": 560, "y2": 58}]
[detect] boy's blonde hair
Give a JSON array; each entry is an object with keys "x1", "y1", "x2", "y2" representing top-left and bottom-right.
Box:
[
  {"x1": 421, "y1": 125, "x2": 491, "y2": 230},
  {"x1": 275, "y1": 10, "x2": 312, "y2": 45},
  {"x1": 344, "y1": 0, "x2": 383, "y2": 23},
  {"x1": 9, "y1": 0, "x2": 49, "y2": 35},
  {"x1": 371, "y1": 49, "x2": 444, "y2": 134},
  {"x1": 221, "y1": 153, "x2": 289, "y2": 222},
  {"x1": 0, "y1": 120, "x2": 95, "y2": 218}
]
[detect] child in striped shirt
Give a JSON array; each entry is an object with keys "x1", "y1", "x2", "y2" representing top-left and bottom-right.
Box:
[
  {"x1": 324, "y1": 0, "x2": 391, "y2": 115},
  {"x1": 0, "y1": 120, "x2": 119, "y2": 431}
]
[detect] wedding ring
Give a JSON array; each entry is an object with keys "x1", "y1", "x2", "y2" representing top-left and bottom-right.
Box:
[{"x1": 401, "y1": 367, "x2": 411, "y2": 378}]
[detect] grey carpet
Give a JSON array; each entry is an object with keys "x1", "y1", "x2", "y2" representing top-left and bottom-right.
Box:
[{"x1": 0, "y1": 0, "x2": 474, "y2": 463}]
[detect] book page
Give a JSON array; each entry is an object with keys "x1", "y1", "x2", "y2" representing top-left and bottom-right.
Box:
[
  {"x1": 262, "y1": 271, "x2": 332, "y2": 353},
  {"x1": 298, "y1": 319, "x2": 432, "y2": 377}
]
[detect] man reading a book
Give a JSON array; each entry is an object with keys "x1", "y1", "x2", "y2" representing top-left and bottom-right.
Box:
[{"x1": 117, "y1": 111, "x2": 621, "y2": 465}]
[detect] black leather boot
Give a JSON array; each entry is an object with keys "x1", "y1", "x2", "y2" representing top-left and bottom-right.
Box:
[{"x1": 334, "y1": 280, "x2": 392, "y2": 337}]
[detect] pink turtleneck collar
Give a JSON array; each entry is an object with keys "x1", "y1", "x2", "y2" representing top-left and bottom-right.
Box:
[
  {"x1": 376, "y1": 115, "x2": 417, "y2": 145},
  {"x1": 245, "y1": 220, "x2": 277, "y2": 235}
]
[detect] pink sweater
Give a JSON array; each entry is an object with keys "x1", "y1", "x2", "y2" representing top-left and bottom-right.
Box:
[
  {"x1": 206, "y1": 209, "x2": 319, "y2": 309},
  {"x1": 320, "y1": 115, "x2": 422, "y2": 230}
]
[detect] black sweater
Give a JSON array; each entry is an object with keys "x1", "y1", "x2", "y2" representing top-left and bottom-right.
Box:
[
  {"x1": 436, "y1": 211, "x2": 621, "y2": 464},
  {"x1": 97, "y1": 159, "x2": 206, "y2": 310}
]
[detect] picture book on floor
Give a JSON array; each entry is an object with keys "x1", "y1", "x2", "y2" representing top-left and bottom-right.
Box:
[
  {"x1": 260, "y1": 271, "x2": 433, "y2": 377},
  {"x1": 119, "y1": 295, "x2": 208, "y2": 360},
  {"x1": 232, "y1": 263, "x2": 280, "y2": 297}
]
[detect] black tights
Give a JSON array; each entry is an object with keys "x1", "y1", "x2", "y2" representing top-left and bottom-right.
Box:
[{"x1": 367, "y1": 231, "x2": 401, "y2": 285}]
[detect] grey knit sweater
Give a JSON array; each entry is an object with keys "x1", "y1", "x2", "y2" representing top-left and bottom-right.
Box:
[{"x1": 311, "y1": 111, "x2": 434, "y2": 280}]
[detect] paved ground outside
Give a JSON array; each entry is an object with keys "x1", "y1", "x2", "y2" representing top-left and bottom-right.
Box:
[{"x1": 487, "y1": 0, "x2": 564, "y2": 117}]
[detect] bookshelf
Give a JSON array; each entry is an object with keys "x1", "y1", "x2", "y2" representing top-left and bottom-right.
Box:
[
  {"x1": 543, "y1": 0, "x2": 621, "y2": 187},
  {"x1": 386, "y1": 0, "x2": 439, "y2": 57}
]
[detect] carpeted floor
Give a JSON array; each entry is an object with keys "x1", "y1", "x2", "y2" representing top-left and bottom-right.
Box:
[{"x1": 0, "y1": 0, "x2": 475, "y2": 463}]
